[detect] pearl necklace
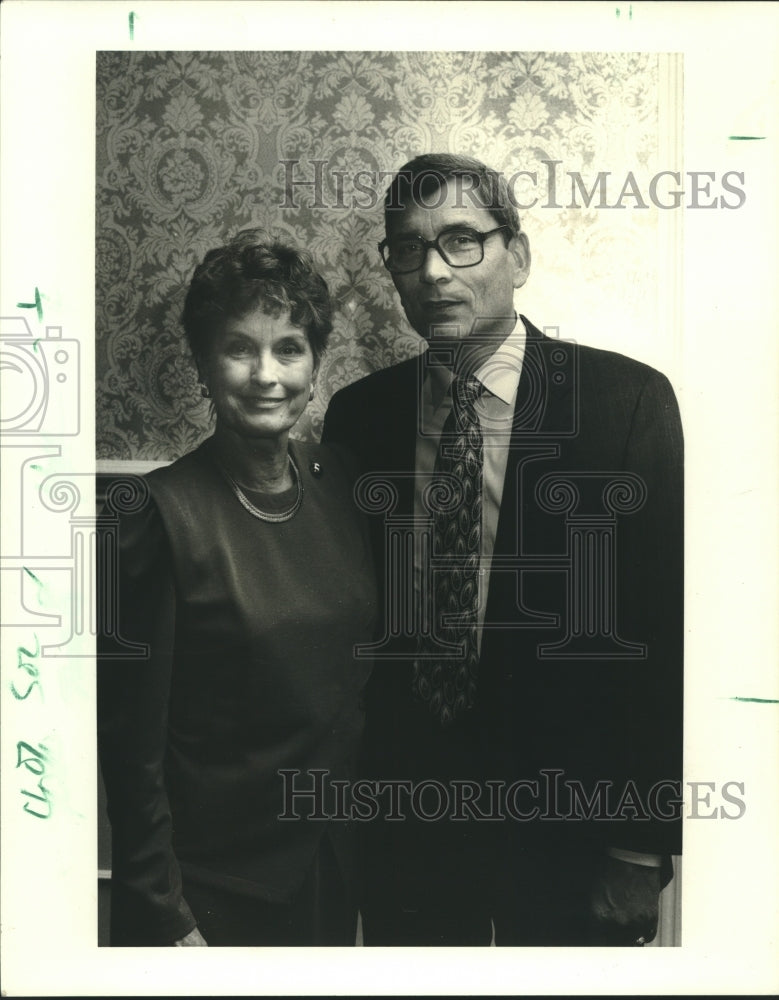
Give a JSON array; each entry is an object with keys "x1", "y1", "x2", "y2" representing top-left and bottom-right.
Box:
[{"x1": 217, "y1": 452, "x2": 304, "y2": 523}]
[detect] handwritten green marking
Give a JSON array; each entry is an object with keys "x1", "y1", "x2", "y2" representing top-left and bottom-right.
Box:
[
  {"x1": 23, "y1": 567, "x2": 46, "y2": 605},
  {"x1": 616, "y1": 7, "x2": 620, "y2": 17},
  {"x1": 129, "y1": 11, "x2": 136, "y2": 40},
  {"x1": 16, "y1": 286, "x2": 43, "y2": 322},
  {"x1": 30, "y1": 464, "x2": 41, "y2": 471},
  {"x1": 729, "y1": 696, "x2": 779, "y2": 704},
  {"x1": 728, "y1": 136, "x2": 766, "y2": 141},
  {"x1": 629, "y1": 3, "x2": 633, "y2": 18},
  {"x1": 21, "y1": 778, "x2": 53, "y2": 819},
  {"x1": 20, "y1": 636, "x2": 40, "y2": 659},
  {"x1": 11, "y1": 636, "x2": 41, "y2": 701}
]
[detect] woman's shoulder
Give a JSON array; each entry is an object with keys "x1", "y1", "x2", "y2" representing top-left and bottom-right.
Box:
[
  {"x1": 102, "y1": 487, "x2": 169, "y2": 581},
  {"x1": 132, "y1": 440, "x2": 223, "y2": 552},
  {"x1": 145, "y1": 439, "x2": 214, "y2": 492}
]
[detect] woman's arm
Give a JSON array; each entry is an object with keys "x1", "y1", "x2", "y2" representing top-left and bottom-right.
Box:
[{"x1": 97, "y1": 498, "x2": 201, "y2": 945}]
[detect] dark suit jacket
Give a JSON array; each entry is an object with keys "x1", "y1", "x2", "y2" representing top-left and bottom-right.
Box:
[{"x1": 322, "y1": 318, "x2": 683, "y2": 888}]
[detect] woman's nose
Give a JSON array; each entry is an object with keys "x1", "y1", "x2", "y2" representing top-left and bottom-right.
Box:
[{"x1": 250, "y1": 351, "x2": 278, "y2": 383}]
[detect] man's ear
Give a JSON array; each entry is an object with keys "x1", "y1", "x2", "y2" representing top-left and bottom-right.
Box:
[{"x1": 509, "y1": 231, "x2": 531, "y2": 290}]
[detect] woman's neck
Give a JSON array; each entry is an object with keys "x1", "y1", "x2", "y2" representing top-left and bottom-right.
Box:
[{"x1": 211, "y1": 425, "x2": 293, "y2": 493}]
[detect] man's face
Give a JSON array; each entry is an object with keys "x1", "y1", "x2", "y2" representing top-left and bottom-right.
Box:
[{"x1": 385, "y1": 182, "x2": 530, "y2": 348}]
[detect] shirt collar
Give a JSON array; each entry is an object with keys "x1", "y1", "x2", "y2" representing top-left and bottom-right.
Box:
[{"x1": 426, "y1": 314, "x2": 526, "y2": 410}]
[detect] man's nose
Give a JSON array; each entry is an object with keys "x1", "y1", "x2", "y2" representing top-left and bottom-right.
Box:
[{"x1": 419, "y1": 243, "x2": 452, "y2": 283}]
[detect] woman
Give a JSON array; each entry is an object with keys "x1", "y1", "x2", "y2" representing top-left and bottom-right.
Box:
[{"x1": 98, "y1": 230, "x2": 376, "y2": 946}]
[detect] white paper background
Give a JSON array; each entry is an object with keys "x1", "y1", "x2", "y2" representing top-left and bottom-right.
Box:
[{"x1": 1, "y1": 1, "x2": 777, "y2": 995}]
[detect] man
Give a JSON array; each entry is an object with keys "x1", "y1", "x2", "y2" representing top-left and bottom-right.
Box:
[{"x1": 322, "y1": 154, "x2": 683, "y2": 946}]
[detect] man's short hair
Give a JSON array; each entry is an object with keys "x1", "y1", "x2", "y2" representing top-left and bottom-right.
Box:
[{"x1": 383, "y1": 153, "x2": 521, "y2": 241}]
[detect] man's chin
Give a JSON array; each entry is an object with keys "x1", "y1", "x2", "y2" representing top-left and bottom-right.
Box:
[{"x1": 418, "y1": 319, "x2": 472, "y2": 344}]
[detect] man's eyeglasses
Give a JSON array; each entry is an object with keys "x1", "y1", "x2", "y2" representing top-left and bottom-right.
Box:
[{"x1": 378, "y1": 225, "x2": 510, "y2": 274}]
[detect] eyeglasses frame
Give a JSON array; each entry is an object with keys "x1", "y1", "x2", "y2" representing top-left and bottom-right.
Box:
[{"x1": 378, "y1": 224, "x2": 512, "y2": 274}]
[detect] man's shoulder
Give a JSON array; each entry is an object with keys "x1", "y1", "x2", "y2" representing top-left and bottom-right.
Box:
[
  {"x1": 575, "y1": 341, "x2": 665, "y2": 389},
  {"x1": 523, "y1": 319, "x2": 659, "y2": 384},
  {"x1": 523, "y1": 319, "x2": 677, "y2": 425},
  {"x1": 567, "y1": 344, "x2": 679, "y2": 432},
  {"x1": 325, "y1": 356, "x2": 422, "y2": 420},
  {"x1": 329, "y1": 355, "x2": 421, "y2": 401},
  {"x1": 322, "y1": 357, "x2": 421, "y2": 450}
]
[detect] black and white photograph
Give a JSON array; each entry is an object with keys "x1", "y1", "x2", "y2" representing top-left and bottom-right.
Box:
[{"x1": 1, "y1": 1, "x2": 777, "y2": 995}]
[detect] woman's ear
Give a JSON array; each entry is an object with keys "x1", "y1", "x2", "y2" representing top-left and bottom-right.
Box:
[{"x1": 195, "y1": 355, "x2": 211, "y2": 397}]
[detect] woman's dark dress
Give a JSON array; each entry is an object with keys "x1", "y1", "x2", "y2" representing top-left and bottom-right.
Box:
[{"x1": 98, "y1": 438, "x2": 376, "y2": 945}]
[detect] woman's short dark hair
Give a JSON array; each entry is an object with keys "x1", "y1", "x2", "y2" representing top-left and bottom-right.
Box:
[
  {"x1": 384, "y1": 153, "x2": 521, "y2": 241},
  {"x1": 182, "y1": 229, "x2": 332, "y2": 368}
]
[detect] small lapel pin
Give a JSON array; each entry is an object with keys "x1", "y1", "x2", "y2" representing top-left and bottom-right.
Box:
[{"x1": 310, "y1": 461, "x2": 323, "y2": 477}]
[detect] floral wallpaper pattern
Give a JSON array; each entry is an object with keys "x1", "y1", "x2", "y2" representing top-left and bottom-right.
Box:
[{"x1": 96, "y1": 51, "x2": 662, "y2": 461}]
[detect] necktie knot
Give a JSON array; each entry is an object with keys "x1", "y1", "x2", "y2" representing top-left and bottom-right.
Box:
[
  {"x1": 452, "y1": 375, "x2": 482, "y2": 411},
  {"x1": 444, "y1": 375, "x2": 483, "y2": 444}
]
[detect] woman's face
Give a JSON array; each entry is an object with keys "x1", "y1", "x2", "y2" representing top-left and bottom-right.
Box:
[{"x1": 204, "y1": 306, "x2": 316, "y2": 442}]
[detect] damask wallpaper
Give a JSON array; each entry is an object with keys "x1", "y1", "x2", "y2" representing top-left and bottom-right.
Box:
[{"x1": 96, "y1": 51, "x2": 666, "y2": 462}]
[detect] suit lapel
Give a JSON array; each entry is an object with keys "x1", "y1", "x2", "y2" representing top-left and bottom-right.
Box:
[{"x1": 482, "y1": 320, "x2": 577, "y2": 650}]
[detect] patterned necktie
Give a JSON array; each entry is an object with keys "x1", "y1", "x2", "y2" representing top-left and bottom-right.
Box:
[{"x1": 412, "y1": 374, "x2": 483, "y2": 726}]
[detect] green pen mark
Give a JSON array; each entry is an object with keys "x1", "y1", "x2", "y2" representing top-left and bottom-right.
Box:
[
  {"x1": 729, "y1": 696, "x2": 779, "y2": 704},
  {"x1": 11, "y1": 637, "x2": 41, "y2": 701},
  {"x1": 17, "y1": 286, "x2": 43, "y2": 322},
  {"x1": 129, "y1": 11, "x2": 136, "y2": 40},
  {"x1": 728, "y1": 136, "x2": 766, "y2": 141},
  {"x1": 23, "y1": 567, "x2": 46, "y2": 605},
  {"x1": 30, "y1": 464, "x2": 42, "y2": 471}
]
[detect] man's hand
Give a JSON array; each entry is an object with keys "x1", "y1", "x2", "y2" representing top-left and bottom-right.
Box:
[
  {"x1": 174, "y1": 926, "x2": 208, "y2": 946},
  {"x1": 588, "y1": 855, "x2": 661, "y2": 946}
]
